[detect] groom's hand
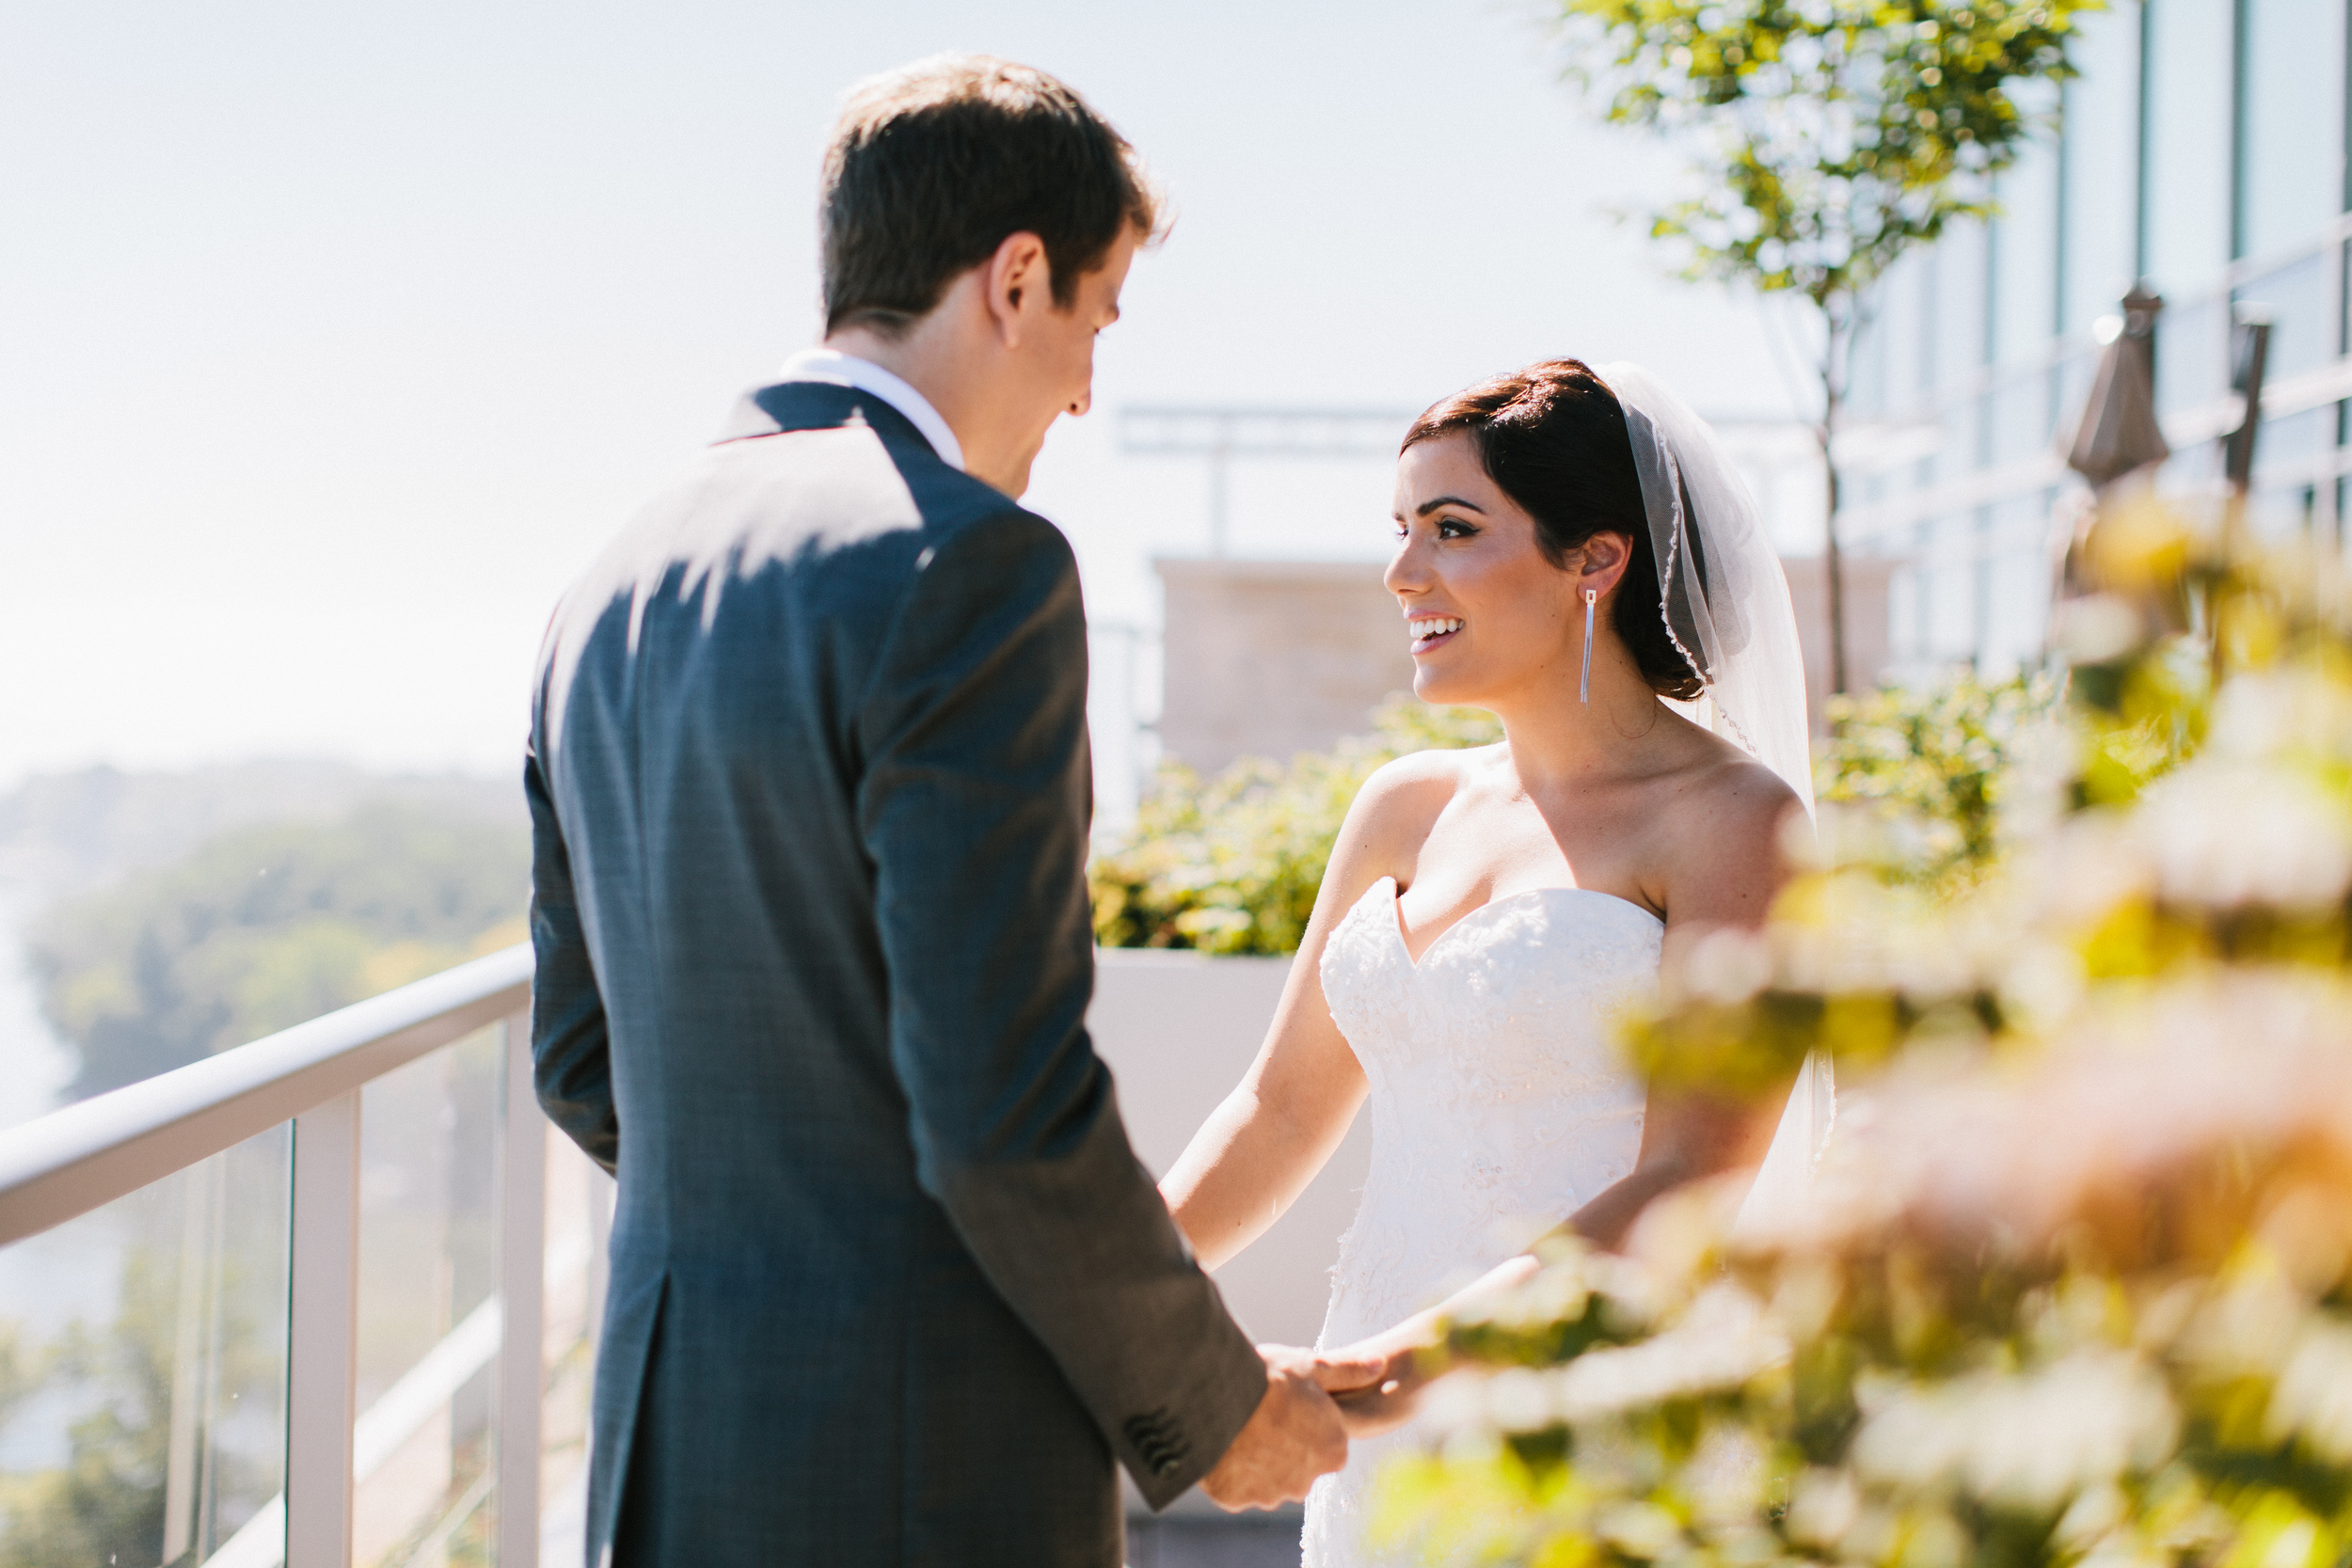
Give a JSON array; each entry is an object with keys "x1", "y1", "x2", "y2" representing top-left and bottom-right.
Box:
[{"x1": 1198, "y1": 1344, "x2": 1353, "y2": 1511}]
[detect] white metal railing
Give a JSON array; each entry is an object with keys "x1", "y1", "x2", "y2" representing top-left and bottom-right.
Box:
[
  {"x1": 1837, "y1": 218, "x2": 2352, "y2": 545},
  {"x1": 0, "y1": 943, "x2": 550, "y2": 1568}
]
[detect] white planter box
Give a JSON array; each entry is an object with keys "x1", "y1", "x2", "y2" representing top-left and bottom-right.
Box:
[{"x1": 1089, "y1": 948, "x2": 1372, "y2": 1351}]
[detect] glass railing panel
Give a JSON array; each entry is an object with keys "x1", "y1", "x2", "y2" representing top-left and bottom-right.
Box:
[
  {"x1": 2237, "y1": 249, "x2": 2334, "y2": 382},
  {"x1": 1986, "y1": 367, "x2": 2051, "y2": 467},
  {"x1": 0, "y1": 1125, "x2": 292, "y2": 1568},
  {"x1": 1944, "y1": 397, "x2": 1984, "y2": 473},
  {"x1": 2247, "y1": 404, "x2": 2329, "y2": 538},
  {"x1": 2051, "y1": 347, "x2": 2099, "y2": 449},
  {"x1": 2254, "y1": 404, "x2": 2329, "y2": 472},
  {"x1": 2157, "y1": 294, "x2": 2231, "y2": 417},
  {"x1": 354, "y1": 1027, "x2": 501, "y2": 1568},
  {"x1": 1916, "y1": 513, "x2": 1978, "y2": 663},
  {"x1": 2246, "y1": 481, "x2": 2320, "y2": 537},
  {"x1": 533, "y1": 1137, "x2": 611, "y2": 1568},
  {"x1": 1981, "y1": 494, "x2": 2058, "y2": 673},
  {"x1": 1886, "y1": 558, "x2": 1921, "y2": 665}
]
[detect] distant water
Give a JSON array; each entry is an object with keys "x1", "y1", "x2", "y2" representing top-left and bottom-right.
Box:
[
  {"x1": 0, "y1": 893, "x2": 74, "y2": 1133},
  {"x1": 0, "y1": 893, "x2": 118, "y2": 1471}
]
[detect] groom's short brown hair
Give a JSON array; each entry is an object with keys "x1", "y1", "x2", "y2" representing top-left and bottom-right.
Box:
[{"x1": 819, "y1": 56, "x2": 1163, "y2": 339}]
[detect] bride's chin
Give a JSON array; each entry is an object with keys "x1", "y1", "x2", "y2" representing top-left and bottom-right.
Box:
[{"x1": 1411, "y1": 668, "x2": 1478, "y2": 706}]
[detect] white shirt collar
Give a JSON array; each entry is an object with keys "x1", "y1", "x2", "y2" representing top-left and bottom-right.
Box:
[{"x1": 775, "y1": 348, "x2": 965, "y2": 472}]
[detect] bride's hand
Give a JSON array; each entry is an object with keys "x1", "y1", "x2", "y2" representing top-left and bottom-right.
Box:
[{"x1": 1310, "y1": 1330, "x2": 1440, "y2": 1440}]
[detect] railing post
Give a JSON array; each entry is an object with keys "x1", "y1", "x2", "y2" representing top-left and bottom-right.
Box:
[
  {"x1": 499, "y1": 1010, "x2": 547, "y2": 1568},
  {"x1": 287, "y1": 1092, "x2": 361, "y2": 1568}
]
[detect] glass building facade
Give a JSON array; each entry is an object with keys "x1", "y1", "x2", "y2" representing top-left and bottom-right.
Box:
[{"x1": 1842, "y1": 0, "x2": 2352, "y2": 677}]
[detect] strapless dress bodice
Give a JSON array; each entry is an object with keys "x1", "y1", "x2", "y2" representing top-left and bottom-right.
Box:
[{"x1": 1304, "y1": 875, "x2": 1661, "y2": 1567}]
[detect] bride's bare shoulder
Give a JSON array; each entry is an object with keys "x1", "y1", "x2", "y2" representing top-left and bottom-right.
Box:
[
  {"x1": 1323, "y1": 744, "x2": 1496, "y2": 893},
  {"x1": 1357, "y1": 743, "x2": 1498, "y2": 821},
  {"x1": 1652, "y1": 740, "x2": 1804, "y2": 920}
]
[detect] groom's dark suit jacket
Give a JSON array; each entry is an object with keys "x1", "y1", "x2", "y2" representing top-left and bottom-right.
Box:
[{"x1": 525, "y1": 380, "x2": 1266, "y2": 1566}]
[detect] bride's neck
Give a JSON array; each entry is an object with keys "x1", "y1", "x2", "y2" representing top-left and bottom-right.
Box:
[{"x1": 1486, "y1": 657, "x2": 1661, "y2": 790}]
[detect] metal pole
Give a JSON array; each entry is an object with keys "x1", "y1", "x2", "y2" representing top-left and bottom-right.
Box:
[
  {"x1": 162, "y1": 1168, "x2": 211, "y2": 1561},
  {"x1": 287, "y1": 1093, "x2": 361, "y2": 1568},
  {"x1": 2223, "y1": 304, "x2": 2273, "y2": 495},
  {"x1": 498, "y1": 1012, "x2": 548, "y2": 1568}
]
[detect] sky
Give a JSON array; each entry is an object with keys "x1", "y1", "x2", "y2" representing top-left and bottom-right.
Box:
[{"x1": 0, "y1": 0, "x2": 1806, "y2": 790}]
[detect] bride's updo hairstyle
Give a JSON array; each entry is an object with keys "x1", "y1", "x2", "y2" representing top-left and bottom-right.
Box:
[{"x1": 1401, "y1": 359, "x2": 1704, "y2": 702}]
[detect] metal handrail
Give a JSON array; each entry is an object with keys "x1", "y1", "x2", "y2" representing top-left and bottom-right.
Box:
[
  {"x1": 1860, "y1": 217, "x2": 2352, "y2": 441},
  {"x1": 0, "y1": 942, "x2": 533, "y2": 1248},
  {"x1": 0, "y1": 940, "x2": 551, "y2": 1568}
]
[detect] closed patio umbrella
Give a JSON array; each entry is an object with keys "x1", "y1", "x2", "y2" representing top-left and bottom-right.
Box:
[{"x1": 2064, "y1": 285, "x2": 2170, "y2": 489}]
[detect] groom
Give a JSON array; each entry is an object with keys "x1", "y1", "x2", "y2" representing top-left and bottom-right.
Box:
[{"x1": 525, "y1": 55, "x2": 1356, "y2": 1568}]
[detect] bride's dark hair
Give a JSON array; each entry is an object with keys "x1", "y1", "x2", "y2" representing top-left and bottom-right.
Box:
[{"x1": 1401, "y1": 359, "x2": 1704, "y2": 702}]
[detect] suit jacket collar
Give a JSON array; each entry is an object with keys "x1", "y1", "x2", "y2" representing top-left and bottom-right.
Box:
[
  {"x1": 716, "y1": 380, "x2": 946, "y2": 463},
  {"x1": 771, "y1": 349, "x2": 965, "y2": 470}
]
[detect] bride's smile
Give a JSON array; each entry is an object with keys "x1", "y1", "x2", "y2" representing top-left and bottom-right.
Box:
[{"x1": 1403, "y1": 614, "x2": 1461, "y2": 652}]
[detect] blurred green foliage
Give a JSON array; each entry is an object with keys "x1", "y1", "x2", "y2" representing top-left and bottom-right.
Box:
[
  {"x1": 1093, "y1": 671, "x2": 2066, "y2": 955},
  {"x1": 31, "y1": 804, "x2": 527, "y2": 1098},
  {"x1": 1815, "y1": 672, "x2": 2062, "y2": 890},
  {"x1": 1089, "y1": 695, "x2": 1502, "y2": 954},
  {"x1": 1369, "y1": 493, "x2": 2352, "y2": 1568}
]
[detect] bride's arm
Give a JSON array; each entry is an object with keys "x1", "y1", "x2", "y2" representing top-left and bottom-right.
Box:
[
  {"x1": 1320, "y1": 1083, "x2": 1788, "y2": 1435},
  {"x1": 1161, "y1": 756, "x2": 1452, "y2": 1271},
  {"x1": 1157, "y1": 973, "x2": 1368, "y2": 1271},
  {"x1": 1565, "y1": 753, "x2": 1799, "y2": 1247}
]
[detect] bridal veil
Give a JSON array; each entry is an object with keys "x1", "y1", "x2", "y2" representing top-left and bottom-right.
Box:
[{"x1": 1596, "y1": 361, "x2": 1836, "y2": 1233}]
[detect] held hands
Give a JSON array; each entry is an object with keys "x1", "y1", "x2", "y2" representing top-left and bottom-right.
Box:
[
  {"x1": 1302, "y1": 1255, "x2": 1541, "y2": 1440},
  {"x1": 1308, "y1": 1328, "x2": 1441, "y2": 1440},
  {"x1": 1200, "y1": 1258, "x2": 1548, "y2": 1507},
  {"x1": 1199, "y1": 1343, "x2": 1379, "y2": 1511}
]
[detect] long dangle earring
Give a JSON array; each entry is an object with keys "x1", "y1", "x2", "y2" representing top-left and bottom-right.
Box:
[{"x1": 1579, "y1": 588, "x2": 1597, "y2": 705}]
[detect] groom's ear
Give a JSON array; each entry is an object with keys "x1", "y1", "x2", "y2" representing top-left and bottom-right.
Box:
[{"x1": 983, "y1": 231, "x2": 1052, "y2": 345}]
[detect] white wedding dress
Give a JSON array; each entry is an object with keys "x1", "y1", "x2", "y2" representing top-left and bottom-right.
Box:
[{"x1": 1301, "y1": 875, "x2": 1663, "y2": 1568}]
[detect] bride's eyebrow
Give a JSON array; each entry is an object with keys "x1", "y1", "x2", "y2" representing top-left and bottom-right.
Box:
[{"x1": 1415, "y1": 496, "x2": 1486, "y2": 516}]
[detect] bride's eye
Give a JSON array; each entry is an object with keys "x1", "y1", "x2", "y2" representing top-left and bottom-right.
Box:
[{"x1": 1437, "y1": 517, "x2": 1479, "y2": 540}]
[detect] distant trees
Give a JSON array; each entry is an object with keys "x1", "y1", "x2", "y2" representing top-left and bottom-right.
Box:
[
  {"x1": 30, "y1": 803, "x2": 527, "y2": 1098},
  {"x1": 0, "y1": 1145, "x2": 295, "y2": 1568},
  {"x1": 0, "y1": 795, "x2": 522, "y2": 1568}
]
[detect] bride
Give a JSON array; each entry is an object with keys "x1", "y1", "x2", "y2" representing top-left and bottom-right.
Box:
[{"x1": 1158, "y1": 358, "x2": 1829, "y2": 1565}]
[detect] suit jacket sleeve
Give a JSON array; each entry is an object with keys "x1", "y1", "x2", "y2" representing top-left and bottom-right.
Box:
[
  {"x1": 526, "y1": 732, "x2": 620, "y2": 1176},
  {"x1": 857, "y1": 509, "x2": 1266, "y2": 1508}
]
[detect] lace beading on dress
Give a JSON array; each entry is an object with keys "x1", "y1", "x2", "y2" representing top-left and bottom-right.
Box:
[{"x1": 1301, "y1": 876, "x2": 1661, "y2": 1568}]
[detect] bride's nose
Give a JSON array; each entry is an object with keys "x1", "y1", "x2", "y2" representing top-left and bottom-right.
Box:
[{"x1": 1384, "y1": 534, "x2": 1432, "y2": 596}]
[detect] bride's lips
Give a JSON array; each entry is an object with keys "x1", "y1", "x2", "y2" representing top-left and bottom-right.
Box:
[{"x1": 1407, "y1": 615, "x2": 1464, "y2": 655}]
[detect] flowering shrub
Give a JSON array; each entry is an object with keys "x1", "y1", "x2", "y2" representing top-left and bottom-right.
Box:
[
  {"x1": 1815, "y1": 672, "x2": 2063, "y2": 891},
  {"x1": 1090, "y1": 673, "x2": 2054, "y2": 954},
  {"x1": 1088, "y1": 697, "x2": 1502, "y2": 954},
  {"x1": 1373, "y1": 493, "x2": 2352, "y2": 1568}
]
